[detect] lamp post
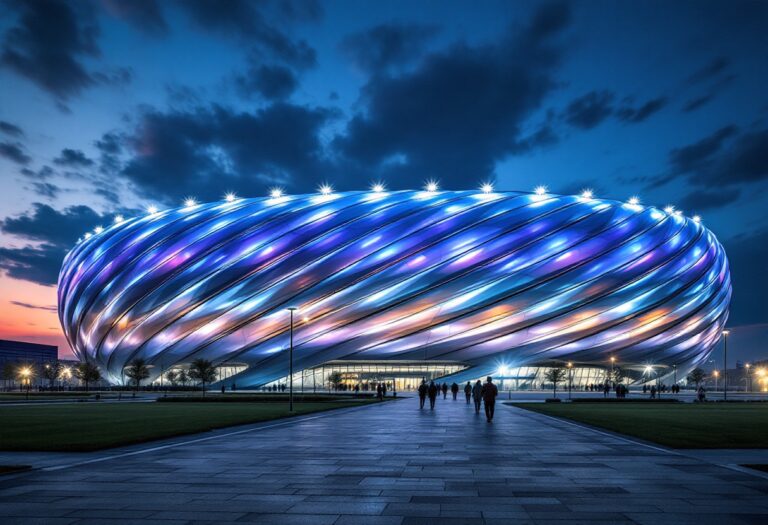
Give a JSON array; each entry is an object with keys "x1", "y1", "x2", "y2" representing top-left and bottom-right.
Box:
[
  {"x1": 713, "y1": 370, "x2": 719, "y2": 393},
  {"x1": 610, "y1": 356, "x2": 616, "y2": 386},
  {"x1": 723, "y1": 330, "x2": 730, "y2": 401},
  {"x1": 745, "y1": 363, "x2": 752, "y2": 393},
  {"x1": 20, "y1": 367, "x2": 31, "y2": 400},
  {"x1": 287, "y1": 306, "x2": 297, "y2": 413},
  {"x1": 567, "y1": 362, "x2": 573, "y2": 400}
]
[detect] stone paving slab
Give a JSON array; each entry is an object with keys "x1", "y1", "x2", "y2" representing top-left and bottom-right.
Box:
[{"x1": 1, "y1": 396, "x2": 768, "y2": 523}]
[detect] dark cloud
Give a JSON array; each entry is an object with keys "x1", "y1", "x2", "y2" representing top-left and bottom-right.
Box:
[
  {"x1": 20, "y1": 165, "x2": 55, "y2": 180},
  {"x1": 0, "y1": 141, "x2": 31, "y2": 165},
  {"x1": 724, "y1": 227, "x2": 768, "y2": 326},
  {"x1": 563, "y1": 90, "x2": 614, "y2": 129},
  {"x1": 669, "y1": 125, "x2": 737, "y2": 174},
  {"x1": 236, "y1": 64, "x2": 298, "y2": 101},
  {"x1": 0, "y1": 120, "x2": 24, "y2": 137},
  {"x1": 53, "y1": 148, "x2": 94, "y2": 168},
  {"x1": 714, "y1": 129, "x2": 768, "y2": 185},
  {"x1": 10, "y1": 301, "x2": 57, "y2": 312},
  {"x1": 178, "y1": 0, "x2": 316, "y2": 68},
  {"x1": 339, "y1": 22, "x2": 439, "y2": 73},
  {"x1": 687, "y1": 56, "x2": 730, "y2": 85},
  {"x1": 616, "y1": 97, "x2": 667, "y2": 123},
  {"x1": 1, "y1": 0, "x2": 99, "y2": 102},
  {"x1": 29, "y1": 182, "x2": 61, "y2": 199},
  {"x1": 121, "y1": 102, "x2": 335, "y2": 201},
  {"x1": 0, "y1": 244, "x2": 65, "y2": 286},
  {"x1": 102, "y1": 0, "x2": 168, "y2": 36},
  {"x1": 678, "y1": 187, "x2": 741, "y2": 212},
  {"x1": 0, "y1": 202, "x2": 132, "y2": 286},
  {"x1": 682, "y1": 94, "x2": 714, "y2": 113},
  {"x1": 335, "y1": 2, "x2": 572, "y2": 188}
]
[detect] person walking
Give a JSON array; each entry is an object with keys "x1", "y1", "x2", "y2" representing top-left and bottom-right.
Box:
[
  {"x1": 464, "y1": 382, "x2": 472, "y2": 404},
  {"x1": 481, "y1": 376, "x2": 498, "y2": 422},
  {"x1": 451, "y1": 382, "x2": 459, "y2": 400},
  {"x1": 376, "y1": 383, "x2": 383, "y2": 400},
  {"x1": 471, "y1": 379, "x2": 483, "y2": 414},
  {"x1": 428, "y1": 381, "x2": 438, "y2": 410},
  {"x1": 441, "y1": 382, "x2": 448, "y2": 399},
  {"x1": 382, "y1": 383, "x2": 387, "y2": 398},
  {"x1": 418, "y1": 379, "x2": 428, "y2": 409}
]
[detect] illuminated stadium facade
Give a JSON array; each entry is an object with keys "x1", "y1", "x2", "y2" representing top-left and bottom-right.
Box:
[{"x1": 58, "y1": 188, "x2": 731, "y2": 389}]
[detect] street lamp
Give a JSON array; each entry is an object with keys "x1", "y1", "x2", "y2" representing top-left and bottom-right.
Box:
[
  {"x1": 287, "y1": 306, "x2": 298, "y2": 412},
  {"x1": 19, "y1": 367, "x2": 31, "y2": 400},
  {"x1": 722, "y1": 329, "x2": 730, "y2": 401},
  {"x1": 610, "y1": 356, "x2": 616, "y2": 386},
  {"x1": 713, "y1": 370, "x2": 719, "y2": 392},
  {"x1": 746, "y1": 363, "x2": 752, "y2": 393},
  {"x1": 567, "y1": 362, "x2": 573, "y2": 400}
]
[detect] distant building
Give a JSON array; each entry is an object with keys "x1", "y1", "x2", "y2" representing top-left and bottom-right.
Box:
[{"x1": 0, "y1": 339, "x2": 58, "y2": 387}]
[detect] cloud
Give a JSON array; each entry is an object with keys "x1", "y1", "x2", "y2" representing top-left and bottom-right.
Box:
[
  {"x1": 0, "y1": 202, "x2": 132, "y2": 286},
  {"x1": 616, "y1": 97, "x2": 667, "y2": 123},
  {"x1": 0, "y1": 120, "x2": 24, "y2": 137},
  {"x1": 339, "y1": 22, "x2": 439, "y2": 73},
  {"x1": 29, "y1": 182, "x2": 61, "y2": 199},
  {"x1": 724, "y1": 227, "x2": 768, "y2": 326},
  {"x1": 1, "y1": 0, "x2": 100, "y2": 102},
  {"x1": 334, "y1": 2, "x2": 572, "y2": 188},
  {"x1": 53, "y1": 148, "x2": 94, "y2": 168},
  {"x1": 678, "y1": 187, "x2": 741, "y2": 212},
  {"x1": 121, "y1": 102, "x2": 336, "y2": 201},
  {"x1": 178, "y1": 0, "x2": 317, "y2": 68},
  {"x1": 562, "y1": 90, "x2": 614, "y2": 129},
  {"x1": 0, "y1": 244, "x2": 66, "y2": 286},
  {"x1": 668, "y1": 125, "x2": 737, "y2": 174},
  {"x1": 235, "y1": 64, "x2": 298, "y2": 101},
  {"x1": 102, "y1": 0, "x2": 168, "y2": 36},
  {"x1": 0, "y1": 141, "x2": 31, "y2": 165},
  {"x1": 687, "y1": 56, "x2": 730, "y2": 85},
  {"x1": 10, "y1": 301, "x2": 57, "y2": 312},
  {"x1": 682, "y1": 94, "x2": 714, "y2": 113}
]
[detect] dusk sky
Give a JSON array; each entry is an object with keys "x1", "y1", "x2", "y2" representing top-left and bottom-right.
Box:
[{"x1": 0, "y1": 0, "x2": 766, "y2": 364}]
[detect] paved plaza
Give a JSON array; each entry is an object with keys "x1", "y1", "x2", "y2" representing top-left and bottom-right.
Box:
[{"x1": 2, "y1": 396, "x2": 768, "y2": 524}]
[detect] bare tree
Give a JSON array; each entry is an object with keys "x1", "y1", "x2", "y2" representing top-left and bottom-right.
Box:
[
  {"x1": 687, "y1": 368, "x2": 707, "y2": 388},
  {"x1": 166, "y1": 369, "x2": 179, "y2": 387},
  {"x1": 42, "y1": 361, "x2": 63, "y2": 389}
]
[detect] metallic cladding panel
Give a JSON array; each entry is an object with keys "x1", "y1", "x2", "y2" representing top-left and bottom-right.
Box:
[{"x1": 57, "y1": 190, "x2": 731, "y2": 386}]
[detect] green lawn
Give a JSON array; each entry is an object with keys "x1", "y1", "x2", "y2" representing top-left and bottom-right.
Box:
[
  {"x1": 0, "y1": 400, "x2": 375, "y2": 452},
  {"x1": 511, "y1": 402, "x2": 768, "y2": 449}
]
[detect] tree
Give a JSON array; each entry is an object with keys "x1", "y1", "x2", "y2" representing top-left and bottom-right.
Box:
[
  {"x1": 328, "y1": 372, "x2": 344, "y2": 390},
  {"x1": 188, "y1": 359, "x2": 217, "y2": 397},
  {"x1": 177, "y1": 369, "x2": 189, "y2": 387},
  {"x1": 687, "y1": 368, "x2": 706, "y2": 388},
  {"x1": 42, "y1": 361, "x2": 63, "y2": 389},
  {"x1": 74, "y1": 362, "x2": 101, "y2": 392},
  {"x1": 544, "y1": 367, "x2": 567, "y2": 398},
  {"x1": 125, "y1": 358, "x2": 151, "y2": 391},
  {"x1": 166, "y1": 369, "x2": 179, "y2": 387},
  {"x1": 609, "y1": 366, "x2": 626, "y2": 386},
  {"x1": 2, "y1": 362, "x2": 17, "y2": 389}
]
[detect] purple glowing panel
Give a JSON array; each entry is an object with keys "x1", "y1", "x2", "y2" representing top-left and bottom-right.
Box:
[{"x1": 57, "y1": 190, "x2": 731, "y2": 385}]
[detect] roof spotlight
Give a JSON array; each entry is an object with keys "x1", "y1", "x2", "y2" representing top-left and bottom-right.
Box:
[
  {"x1": 319, "y1": 184, "x2": 333, "y2": 195},
  {"x1": 693, "y1": 215, "x2": 701, "y2": 223},
  {"x1": 114, "y1": 215, "x2": 124, "y2": 224},
  {"x1": 147, "y1": 205, "x2": 158, "y2": 215},
  {"x1": 224, "y1": 192, "x2": 237, "y2": 202},
  {"x1": 93, "y1": 226, "x2": 104, "y2": 234},
  {"x1": 481, "y1": 182, "x2": 494, "y2": 194},
  {"x1": 184, "y1": 197, "x2": 197, "y2": 207},
  {"x1": 371, "y1": 182, "x2": 385, "y2": 193},
  {"x1": 534, "y1": 185, "x2": 547, "y2": 196},
  {"x1": 628, "y1": 196, "x2": 640, "y2": 206},
  {"x1": 269, "y1": 187, "x2": 284, "y2": 199},
  {"x1": 425, "y1": 180, "x2": 439, "y2": 192},
  {"x1": 581, "y1": 189, "x2": 594, "y2": 199}
]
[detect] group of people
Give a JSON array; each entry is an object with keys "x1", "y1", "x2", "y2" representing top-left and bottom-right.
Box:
[{"x1": 418, "y1": 377, "x2": 499, "y2": 422}]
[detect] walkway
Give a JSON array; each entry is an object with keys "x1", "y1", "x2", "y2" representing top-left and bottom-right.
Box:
[{"x1": 2, "y1": 396, "x2": 768, "y2": 524}]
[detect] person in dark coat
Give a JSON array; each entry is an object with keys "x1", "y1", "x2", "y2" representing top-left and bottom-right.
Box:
[
  {"x1": 428, "y1": 381, "x2": 438, "y2": 409},
  {"x1": 441, "y1": 382, "x2": 448, "y2": 399},
  {"x1": 382, "y1": 384, "x2": 387, "y2": 397},
  {"x1": 471, "y1": 380, "x2": 483, "y2": 414},
  {"x1": 464, "y1": 382, "x2": 472, "y2": 404},
  {"x1": 376, "y1": 384, "x2": 383, "y2": 400},
  {"x1": 451, "y1": 382, "x2": 459, "y2": 400},
  {"x1": 481, "y1": 376, "x2": 499, "y2": 422},
  {"x1": 418, "y1": 380, "x2": 428, "y2": 409}
]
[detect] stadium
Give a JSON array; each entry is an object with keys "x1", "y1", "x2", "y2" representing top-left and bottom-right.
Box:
[{"x1": 57, "y1": 187, "x2": 731, "y2": 390}]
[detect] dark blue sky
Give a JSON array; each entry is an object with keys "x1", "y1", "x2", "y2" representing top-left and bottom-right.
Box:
[{"x1": 0, "y1": 0, "x2": 766, "y2": 363}]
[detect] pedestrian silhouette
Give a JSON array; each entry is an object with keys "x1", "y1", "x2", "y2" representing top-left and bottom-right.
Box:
[
  {"x1": 464, "y1": 382, "x2": 472, "y2": 404},
  {"x1": 428, "y1": 381, "x2": 438, "y2": 410},
  {"x1": 481, "y1": 376, "x2": 498, "y2": 422},
  {"x1": 471, "y1": 379, "x2": 483, "y2": 414},
  {"x1": 418, "y1": 379, "x2": 428, "y2": 409},
  {"x1": 441, "y1": 382, "x2": 448, "y2": 399},
  {"x1": 451, "y1": 382, "x2": 459, "y2": 400}
]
